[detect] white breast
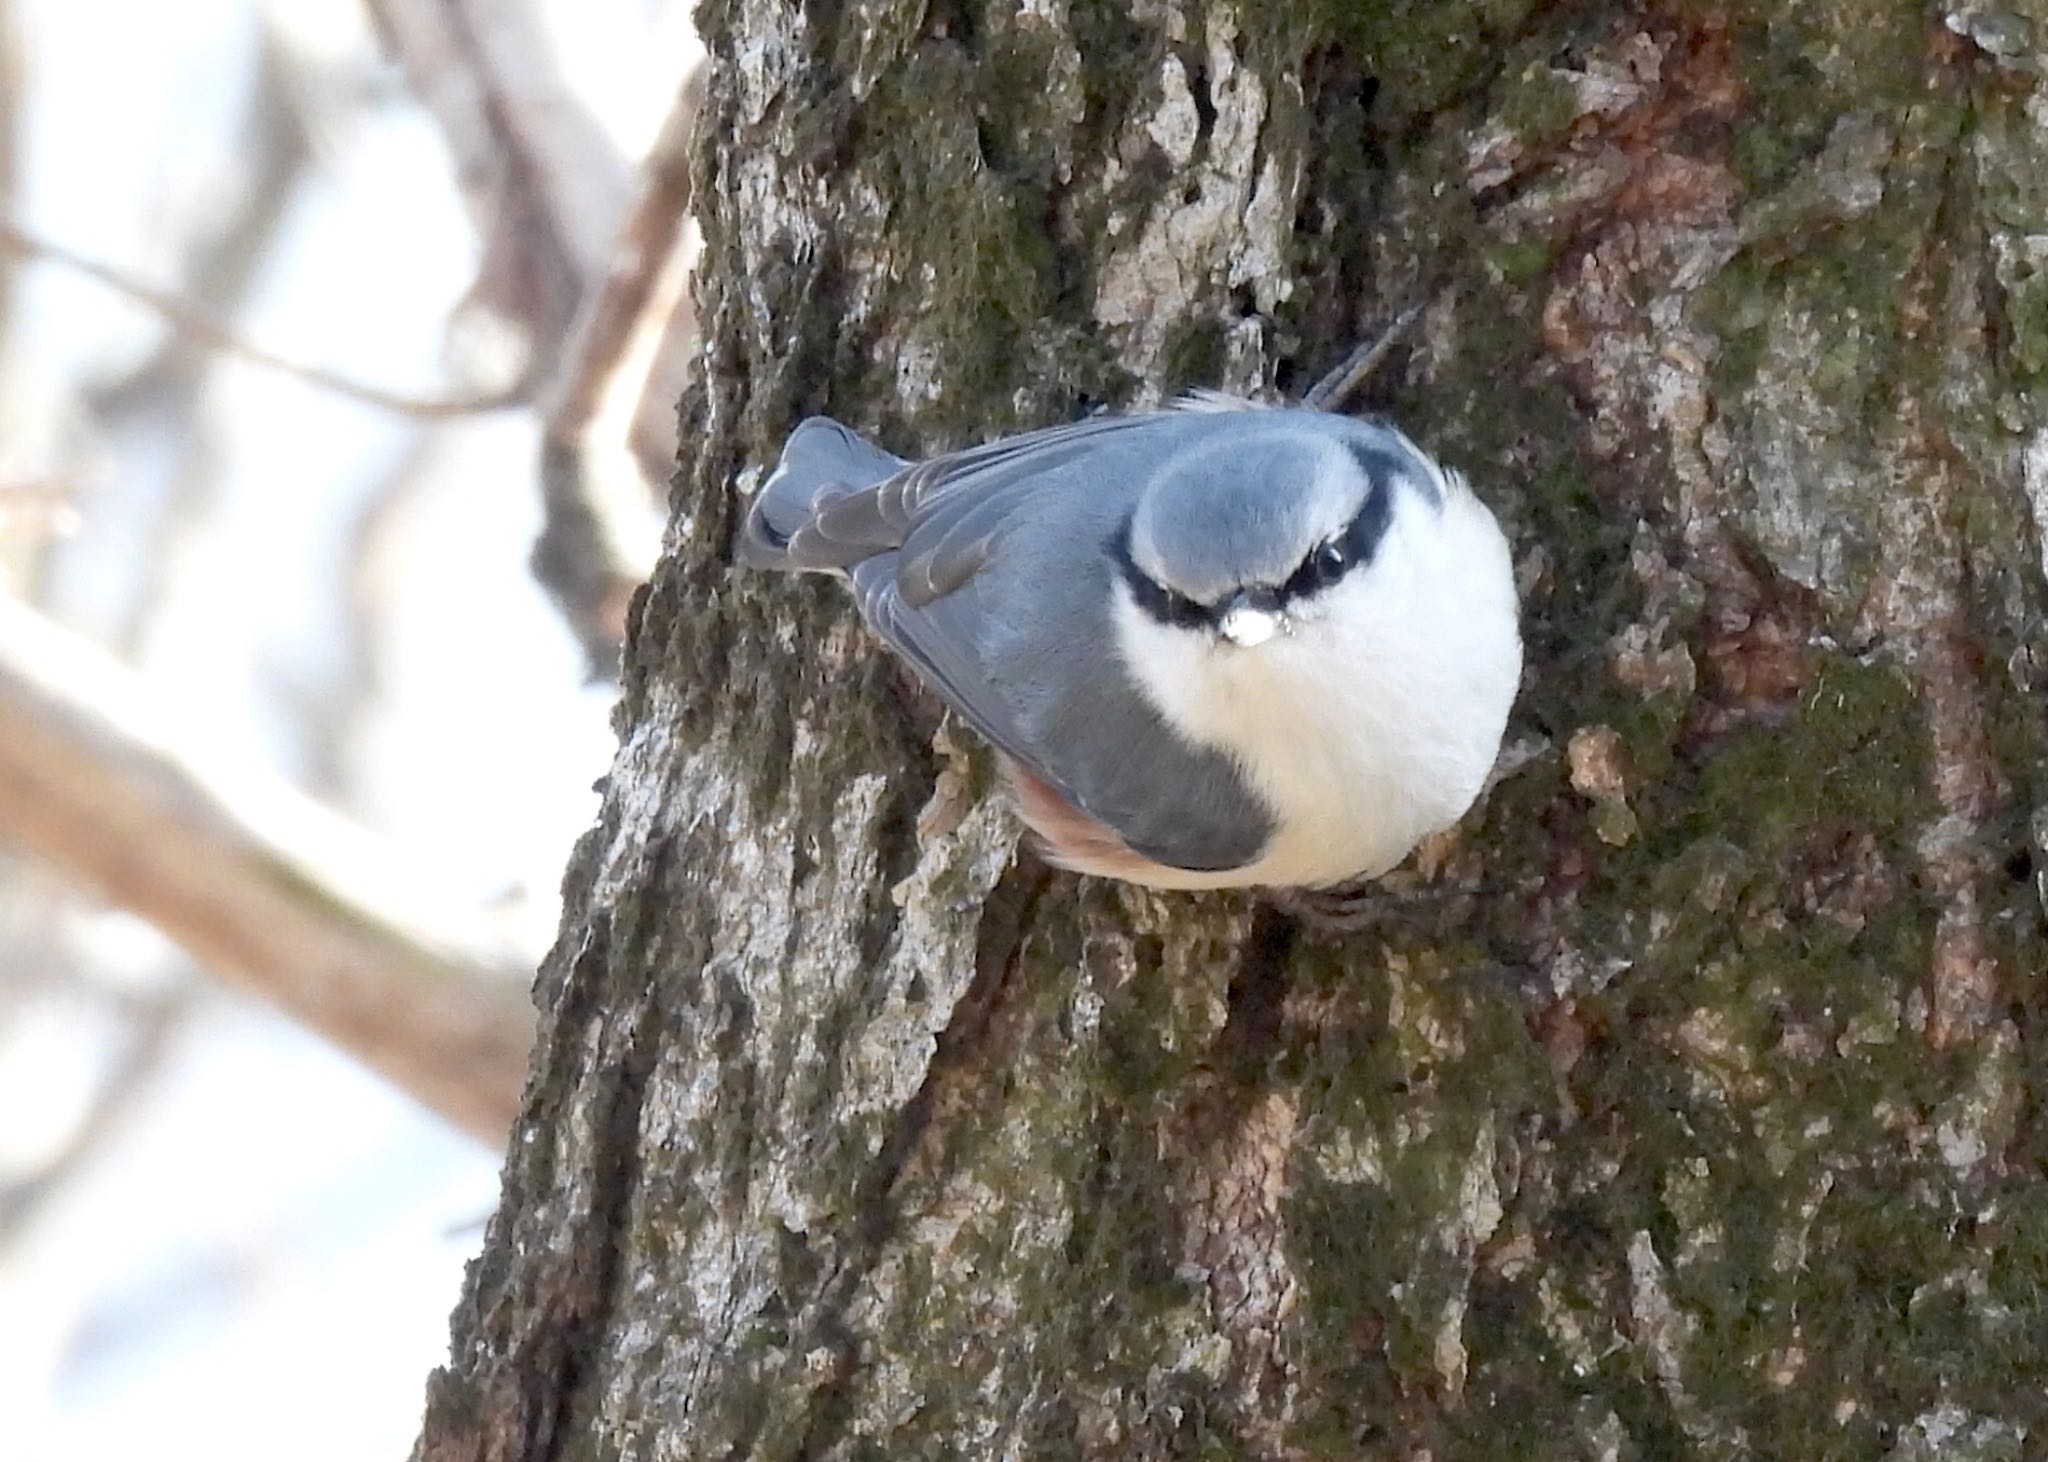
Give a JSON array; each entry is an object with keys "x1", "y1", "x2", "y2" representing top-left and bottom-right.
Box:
[{"x1": 1110, "y1": 483, "x2": 1521, "y2": 889}]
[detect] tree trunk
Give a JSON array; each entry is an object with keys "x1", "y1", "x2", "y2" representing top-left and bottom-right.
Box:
[{"x1": 417, "y1": 2, "x2": 2048, "y2": 1457}]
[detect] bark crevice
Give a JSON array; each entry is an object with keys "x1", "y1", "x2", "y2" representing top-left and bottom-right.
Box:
[{"x1": 786, "y1": 851, "x2": 1053, "y2": 1459}]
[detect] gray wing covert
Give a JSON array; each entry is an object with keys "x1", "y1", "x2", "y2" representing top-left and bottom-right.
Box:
[
  {"x1": 886, "y1": 414, "x2": 1152, "y2": 604},
  {"x1": 825, "y1": 410, "x2": 1274, "y2": 874},
  {"x1": 774, "y1": 413, "x2": 1138, "y2": 573},
  {"x1": 851, "y1": 547, "x2": 1273, "y2": 873},
  {"x1": 765, "y1": 413, "x2": 1152, "y2": 580},
  {"x1": 849, "y1": 556, "x2": 1056, "y2": 781},
  {"x1": 856, "y1": 558, "x2": 1273, "y2": 873},
  {"x1": 755, "y1": 413, "x2": 1141, "y2": 574},
  {"x1": 835, "y1": 413, "x2": 1157, "y2": 793}
]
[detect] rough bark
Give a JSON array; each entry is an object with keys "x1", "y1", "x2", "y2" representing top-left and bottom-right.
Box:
[{"x1": 419, "y1": 2, "x2": 2048, "y2": 1457}]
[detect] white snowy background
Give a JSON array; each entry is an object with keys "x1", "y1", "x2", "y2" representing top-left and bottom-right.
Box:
[{"x1": 0, "y1": 2, "x2": 697, "y2": 1456}]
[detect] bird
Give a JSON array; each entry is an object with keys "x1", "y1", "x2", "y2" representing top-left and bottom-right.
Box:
[{"x1": 734, "y1": 397, "x2": 1521, "y2": 892}]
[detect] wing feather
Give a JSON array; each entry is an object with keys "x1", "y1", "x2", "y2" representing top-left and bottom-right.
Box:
[
  {"x1": 850, "y1": 557, "x2": 1092, "y2": 808},
  {"x1": 813, "y1": 408, "x2": 1272, "y2": 875},
  {"x1": 773, "y1": 412, "x2": 1150, "y2": 593},
  {"x1": 889, "y1": 417, "x2": 1150, "y2": 604}
]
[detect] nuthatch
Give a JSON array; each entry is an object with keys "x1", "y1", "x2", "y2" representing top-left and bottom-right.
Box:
[{"x1": 737, "y1": 398, "x2": 1521, "y2": 891}]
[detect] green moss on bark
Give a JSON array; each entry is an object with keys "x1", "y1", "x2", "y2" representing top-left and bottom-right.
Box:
[{"x1": 419, "y1": 2, "x2": 2048, "y2": 1458}]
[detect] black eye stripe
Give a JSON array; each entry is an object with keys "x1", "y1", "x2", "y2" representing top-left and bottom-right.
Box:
[
  {"x1": 1276, "y1": 474, "x2": 1392, "y2": 607},
  {"x1": 1111, "y1": 466, "x2": 1396, "y2": 629},
  {"x1": 1110, "y1": 520, "x2": 1216, "y2": 629},
  {"x1": 1343, "y1": 439, "x2": 1440, "y2": 507}
]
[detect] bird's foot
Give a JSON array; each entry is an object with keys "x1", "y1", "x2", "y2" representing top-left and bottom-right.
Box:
[{"x1": 1262, "y1": 877, "x2": 1488, "y2": 934}]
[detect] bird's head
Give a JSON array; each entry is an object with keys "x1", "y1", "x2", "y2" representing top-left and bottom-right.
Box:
[{"x1": 1114, "y1": 414, "x2": 1450, "y2": 649}]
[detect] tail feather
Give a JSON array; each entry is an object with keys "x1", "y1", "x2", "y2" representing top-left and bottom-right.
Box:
[{"x1": 737, "y1": 417, "x2": 905, "y2": 569}]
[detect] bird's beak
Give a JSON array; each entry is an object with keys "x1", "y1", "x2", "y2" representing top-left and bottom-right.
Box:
[{"x1": 1218, "y1": 588, "x2": 1285, "y2": 648}]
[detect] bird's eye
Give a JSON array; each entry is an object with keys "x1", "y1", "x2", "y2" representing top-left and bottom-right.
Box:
[
  {"x1": 1278, "y1": 537, "x2": 1353, "y2": 605},
  {"x1": 1312, "y1": 540, "x2": 1346, "y2": 584}
]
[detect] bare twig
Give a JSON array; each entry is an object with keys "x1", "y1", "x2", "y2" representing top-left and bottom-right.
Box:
[
  {"x1": 1303, "y1": 298, "x2": 1431, "y2": 411},
  {"x1": 0, "y1": 216, "x2": 524, "y2": 420},
  {"x1": 363, "y1": 0, "x2": 633, "y2": 363},
  {"x1": 368, "y1": 1, "x2": 702, "y2": 670},
  {"x1": 81, "y1": 23, "x2": 315, "y2": 419},
  {"x1": 533, "y1": 68, "x2": 703, "y2": 670},
  {"x1": 542, "y1": 72, "x2": 700, "y2": 447},
  {"x1": 0, "y1": 982, "x2": 188, "y2": 1241},
  {"x1": 71, "y1": 32, "x2": 320, "y2": 661},
  {"x1": 0, "y1": 593, "x2": 535, "y2": 1143},
  {"x1": 0, "y1": 479, "x2": 84, "y2": 540}
]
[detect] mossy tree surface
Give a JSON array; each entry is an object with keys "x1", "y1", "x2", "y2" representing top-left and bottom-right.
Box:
[{"x1": 416, "y1": 2, "x2": 2048, "y2": 1458}]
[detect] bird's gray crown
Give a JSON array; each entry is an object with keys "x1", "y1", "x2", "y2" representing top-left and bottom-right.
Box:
[{"x1": 1125, "y1": 416, "x2": 1420, "y2": 607}]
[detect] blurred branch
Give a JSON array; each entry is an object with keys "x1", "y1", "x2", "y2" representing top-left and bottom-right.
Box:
[
  {"x1": 363, "y1": 0, "x2": 631, "y2": 364},
  {"x1": 0, "y1": 592, "x2": 535, "y2": 1144},
  {"x1": 534, "y1": 70, "x2": 702, "y2": 672},
  {"x1": 0, "y1": 216, "x2": 524, "y2": 419},
  {"x1": 0, "y1": 478, "x2": 82, "y2": 540},
  {"x1": 367, "y1": 0, "x2": 698, "y2": 673},
  {"x1": 82, "y1": 22, "x2": 316, "y2": 420},
  {"x1": 626, "y1": 258, "x2": 700, "y2": 495},
  {"x1": 76, "y1": 31, "x2": 322, "y2": 672},
  {"x1": 541, "y1": 73, "x2": 699, "y2": 456},
  {"x1": 0, "y1": 2, "x2": 19, "y2": 322},
  {"x1": 0, "y1": 982, "x2": 186, "y2": 1241}
]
